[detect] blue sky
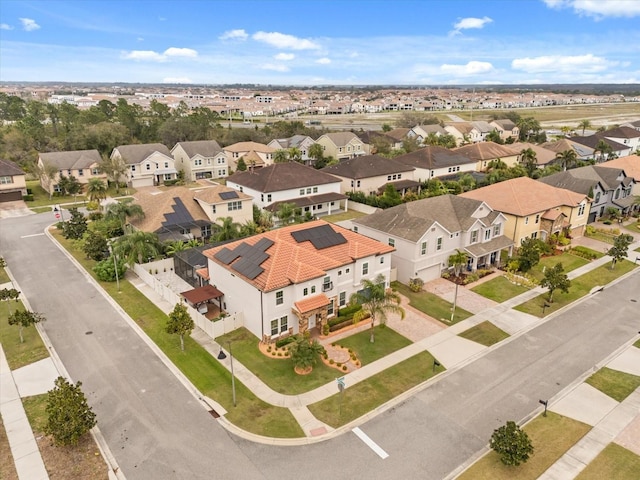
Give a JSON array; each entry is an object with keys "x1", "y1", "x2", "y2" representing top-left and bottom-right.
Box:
[{"x1": 1, "y1": 0, "x2": 639, "y2": 85}]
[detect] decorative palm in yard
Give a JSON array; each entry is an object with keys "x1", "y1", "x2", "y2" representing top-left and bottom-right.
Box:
[
  {"x1": 289, "y1": 335, "x2": 325, "y2": 373},
  {"x1": 350, "y1": 274, "x2": 405, "y2": 343},
  {"x1": 113, "y1": 230, "x2": 162, "y2": 266}
]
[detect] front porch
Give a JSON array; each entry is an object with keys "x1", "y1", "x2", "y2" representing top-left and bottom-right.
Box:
[{"x1": 463, "y1": 235, "x2": 514, "y2": 272}]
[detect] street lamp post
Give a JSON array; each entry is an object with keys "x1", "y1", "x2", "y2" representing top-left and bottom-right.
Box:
[
  {"x1": 108, "y1": 242, "x2": 120, "y2": 292},
  {"x1": 228, "y1": 341, "x2": 236, "y2": 407},
  {"x1": 450, "y1": 283, "x2": 459, "y2": 323}
]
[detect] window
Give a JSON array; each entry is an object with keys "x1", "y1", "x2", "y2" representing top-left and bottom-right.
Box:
[
  {"x1": 380, "y1": 256, "x2": 384, "y2": 264},
  {"x1": 164, "y1": 174, "x2": 172, "y2": 180},
  {"x1": 338, "y1": 270, "x2": 342, "y2": 276},
  {"x1": 91, "y1": 168, "x2": 100, "y2": 175},
  {"x1": 201, "y1": 225, "x2": 211, "y2": 237},
  {"x1": 67, "y1": 169, "x2": 72, "y2": 176},
  {"x1": 322, "y1": 276, "x2": 331, "y2": 291},
  {"x1": 362, "y1": 262, "x2": 369, "y2": 275},
  {"x1": 280, "y1": 316, "x2": 288, "y2": 333},
  {"x1": 211, "y1": 205, "x2": 216, "y2": 215},
  {"x1": 595, "y1": 192, "x2": 601, "y2": 203},
  {"x1": 615, "y1": 189, "x2": 620, "y2": 200},
  {"x1": 535, "y1": 214, "x2": 540, "y2": 224},
  {"x1": 300, "y1": 189, "x2": 305, "y2": 195},
  {"x1": 131, "y1": 165, "x2": 136, "y2": 172},
  {"x1": 493, "y1": 224, "x2": 501, "y2": 236},
  {"x1": 356, "y1": 180, "x2": 361, "y2": 187},
  {"x1": 327, "y1": 300, "x2": 334, "y2": 316},
  {"x1": 470, "y1": 230, "x2": 478, "y2": 243},
  {"x1": 270, "y1": 319, "x2": 278, "y2": 336},
  {"x1": 578, "y1": 203, "x2": 585, "y2": 216},
  {"x1": 0, "y1": 176, "x2": 12, "y2": 184},
  {"x1": 353, "y1": 226, "x2": 358, "y2": 233},
  {"x1": 306, "y1": 188, "x2": 312, "y2": 194},
  {"x1": 339, "y1": 292, "x2": 346, "y2": 307},
  {"x1": 261, "y1": 194, "x2": 264, "y2": 202},
  {"x1": 345, "y1": 268, "x2": 350, "y2": 274},
  {"x1": 436, "y1": 237, "x2": 443, "y2": 251},
  {"x1": 267, "y1": 194, "x2": 272, "y2": 202},
  {"x1": 195, "y1": 159, "x2": 202, "y2": 166},
  {"x1": 164, "y1": 162, "x2": 169, "y2": 168},
  {"x1": 146, "y1": 163, "x2": 151, "y2": 171},
  {"x1": 484, "y1": 229, "x2": 491, "y2": 240},
  {"x1": 531, "y1": 232, "x2": 538, "y2": 239},
  {"x1": 421, "y1": 241, "x2": 427, "y2": 255},
  {"x1": 228, "y1": 201, "x2": 242, "y2": 211},
  {"x1": 78, "y1": 169, "x2": 84, "y2": 176},
  {"x1": 311, "y1": 286, "x2": 316, "y2": 294},
  {"x1": 276, "y1": 291, "x2": 283, "y2": 305},
  {"x1": 313, "y1": 187, "x2": 318, "y2": 193},
  {"x1": 388, "y1": 238, "x2": 395, "y2": 247},
  {"x1": 303, "y1": 288, "x2": 308, "y2": 296},
  {"x1": 525, "y1": 216, "x2": 529, "y2": 225}
]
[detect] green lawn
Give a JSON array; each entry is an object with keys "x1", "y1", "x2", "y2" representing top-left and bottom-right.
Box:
[
  {"x1": 25, "y1": 180, "x2": 88, "y2": 208},
  {"x1": 458, "y1": 321, "x2": 510, "y2": 347},
  {"x1": 51, "y1": 230, "x2": 303, "y2": 438},
  {"x1": 515, "y1": 260, "x2": 637, "y2": 317},
  {"x1": 0, "y1": 300, "x2": 49, "y2": 370},
  {"x1": 471, "y1": 276, "x2": 530, "y2": 302},
  {"x1": 458, "y1": 412, "x2": 591, "y2": 480},
  {"x1": 22, "y1": 394, "x2": 48, "y2": 433},
  {"x1": 333, "y1": 325, "x2": 412, "y2": 365},
  {"x1": 0, "y1": 266, "x2": 10, "y2": 284},
  {"x1": 585, "y1": 367, "x2": 640, "y2": 402},
  {"x1": 392, "y1": 281, "x2": 472, "y2": 324},
  {"x1": 529, "y1": 252, "x2": 589, "y2": 282},
  {"x1": 623, "y1": 222, "x2": 640, "y2": 235},
  {"x1": 576, "y1": 443, "x2": 640, "y2": 480},
  {"x1": 308, "y1": 351, "x2": 444, "y2": 428},
  {"x1": 634, "y1": 339, "x2": 640, "y2": 349},
  {"x1": 585, "y1": 230, "x2": 617, "y2": 245}
]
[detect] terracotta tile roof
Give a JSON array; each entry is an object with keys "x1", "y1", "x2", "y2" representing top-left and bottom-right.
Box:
[
  {"x1": 294, "y1": 293, "x2": 330, "y2": 314},
  {"x1": 459, "y1": 177, "x2": 588, "y2": 216},
  {"x1": 196, "y1": 268, "x2": 209, "y2": 280},
  {"x1": 542, "y1": 209, "x2": 565, "y2": 221},
  {"x1": 192, "y1": 184, "x2": 252, "y2": 204},
  {"x1": 510, "y1": 142, "x2": 556, "y2": 166},
  {"x1": 599, "y1": 155, "x2": 640, "y2": 181},
  {"x1": 204, "y1": 220, "x2": 394, "y2": 292}
]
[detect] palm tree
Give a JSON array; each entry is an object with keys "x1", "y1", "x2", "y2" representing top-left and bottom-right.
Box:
[
  {"x1": 577, "y1": 119, "x2": 592, "y2": 136},
  {"x1": 519, "y1": 148, "x2": 538, "y2": 177},
  {"x1": 288, "y1": 147, "x2": 302, "y2": 163},
  {"x1": 86, "y1": 178, "x2": 108, "y2": 204},
  {"x1": 273, "y1": 149, "x2": 289, "y2": 163},
  {"x1": 448, "y1": 249, "x2": 468, "y2": 278},
  {"x1": 555, "y1": 149, "x2": 577, "y2": 171},
  {"x1": 215, "y1": 216, "x2": 240, "y2": 241},
  {"x1": 99, "y1": 156, "x2": 127, "y2": 194},
  {"x1": 113, "y1": 230, "x2": 162, "y2": 266},
  {"x1": 276, "y1": 202, "x2": 296, "y2": 225},
  {"x1": 164, "y1": 240, "x2": 187, "y2": 257},
  {"x1": 308, "y1": 143, "x2": 324, "y2": 166},
  {"x1": 289, "y1": 336, "x2": 325, "y2": 373},
  {"x1": 239, "y1": 220, "x2": 258, "y2": 237},
  {"x1": 104, "y1": 198, "x2": 144, "y2": 230},
  {"x1": 350, "y1": 274, "x2": 405, "y2": 343},
  {"x1": 594, "y1": 140, "x2": 612, "y2": 162}
]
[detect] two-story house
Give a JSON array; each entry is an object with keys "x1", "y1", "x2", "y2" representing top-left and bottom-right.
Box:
[
  {"x1": 444, "y1": 121, "x2": 494, "y2": 145},
  {"x1": 267, "y1": 135, "x2": 316, "y2": 165},
  {"x1": 223, "y1": 141, "x2": 275, "y2": 171},
  {"x1": 171, "y1": 140, "x2": 228, "y2": 181},
  {"x1": 315, "y1": 132, "x2": 369, "y2": 161},
  {"x1": 489, "y1": 119, "x2": 520, "y2": 142},
  {"x1": 352, "y1": 194, "x2": 514, "y2": 283},
  {"x1": 192, "y1": 184, "x2": 253, "y2": 225},
  {"x1": 225, "y1": 161, "x2": 347, "y2": 218},
  {"x1": 394, "y1": 146, "x2": 477, "y2": 182},
  {"x1": 541, "y1": 138, "x2": 595, "y2": 162},
  {"x1": 595, "y1": 126, "x2": 640, "y2": 154},
  {"x1": 321, "y1": 154, "x2": 416, "y2": 196},
  {"x1": 460, "y1": 177, "x2": 591, "y2": 244},
  {"x1": 37, "y1": 149, "x2": 106, "y2": 194},
  {"x1": 408, "y1": 124, "x2": 449, "y2": 144},
  {"x1": 0, "y1": 159, "x2": 27, "y2": 202},
  {"x1": 454, "y1": 142, "x2": 521, "y2": 170},
  {"x1": 111, "y1": 143, "x2": 177, "y2": 188},
  {"x1": 599, "y1": 155, "x2": 640, "y2": 200},
  {"x1": 569, "y1": 136, "x2": 631, "y2": 161},
  {"x1": 538, "y1": 165, "x2": 635, "y2": 221},
  {"x1": 202, "y1": 220, "x2": 395, "y2": 341}
]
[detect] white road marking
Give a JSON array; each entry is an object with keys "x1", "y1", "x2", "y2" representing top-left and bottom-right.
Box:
[
  {"x1": 352, "y1": 427, "x2": 389, "y2": 459},
  {"x1": 20, "y1": 233, "x2": 45, "y2": 238}
]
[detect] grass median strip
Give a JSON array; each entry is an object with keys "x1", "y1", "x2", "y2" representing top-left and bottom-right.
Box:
[
  {"x1": 51, "y1": 229, "x2": 303, "y2": 438},
  {"x1": 458, "y1": 412, "x2": 591, "y2": 480},
  {"x1": 0, "y1": 300, "x2": 49, "y2": 370},
  {"x1": 471, "y1": 276, "x2": 529, "y2": 303},
  {"x1": 0, "y1": 266, "x2": 10, "y2": 284},
  {"x1": 576, "y1": 443, "x2": 640, "y2": 480},
  {"x1": 515, "y1": 260, "x2": 637, "y2": 317},
  {"x1": 308, "y1": 351, "x2": 444, "y2": 428},
  {"x1": 458, "y1": 321, "x2": 510, "y2": 347},
  {"x1": 585, "y1": 367, "x2": 640, "y2": 403},
  {"x1": 392, "y1": 281, "x2": 472, "y2": 324}
]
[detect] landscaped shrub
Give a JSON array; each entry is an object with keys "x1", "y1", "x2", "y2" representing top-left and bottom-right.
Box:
[
  {"x1": 322, "y1": 323, "x2": 329, "y2": 336},
  {"x1": 408, "y1": 277, "x2": 424, "y2": 292},
  {"x1": 22, "y1": 194, "x2": 34, "y2": 202},
  {"x1": 329, "y1": 319, "x2": 354, "y2": 332},
  {"x1": 163, "y1": 179, "x2": 179, "y2": 186},
  {"x1": 275, "y1": 335, "x2": 297, "y2": 349},
  {"x1": 569, "y1": 246, "x2": 598, "y2": 260},
  {"x1": 338, "y1": 304, "x2": 362, "y2": 317}
]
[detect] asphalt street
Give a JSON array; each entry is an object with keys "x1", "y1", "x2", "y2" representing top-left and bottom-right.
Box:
[{"x1": 1, "y1": 211, "x2": 638, "y2": 479}]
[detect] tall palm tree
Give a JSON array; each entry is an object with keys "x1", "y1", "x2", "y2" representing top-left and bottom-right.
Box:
[
  {"x1": 164, "y1": 240, "x2": 187, "y2": 257},
  {"x1": 288, "y1": 147, "x2": 302, "y2": 163},
  {"x1": 448, "y1": 249, "x2": 468, "y2": 278},
  {"x1": 350, "y1": 274, "x2": 405, "y2": 343},
  {"x1": 273, "y1": 149, "x2": 289, "y2": 163},
  {"x1": 86, "y1": 178, "x2": 108, "y2": 204},
  {"x1": 594, "y1": 139, "x2": 612, "y2": 162},
  {"x1": 99, "y1": 156, "x2": 128, "y2": 194},
  {"x1": 554, "y1": 149, "x2": 577, "y2": 171},
  {"x1": 113, "y1": 230, "x2": 162, "y2": 266},
  {"x1": 105, "y1": 198, "x2": 144, "y2": 230},
  {"x1": 276, "y1": 202, "x2": 296, "y2": 225},
  {"x1": 215, "y1": 216, "x2": 240, "y2": 241},
  {"x1": 519, "y1": 148, "x2": 538, "y2": 177},
  {"x1": 577, "y1": 119, "x2": 591, "y2": 136},
  {"x1": 239, "y1": 220, "x2": 258, "y2": 237}
]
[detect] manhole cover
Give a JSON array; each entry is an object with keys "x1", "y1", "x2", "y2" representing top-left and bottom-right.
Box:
[{"x1": 85, "y1": 331, "x2": 93, "y2": 335}]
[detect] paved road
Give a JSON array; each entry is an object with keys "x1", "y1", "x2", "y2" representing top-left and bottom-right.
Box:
[
  {"x1": 2, "y1": 211, "x2": 639, "y2": 479},
  {"x1": 0, "y1": 213, "x2": 265, "y2": 480}
]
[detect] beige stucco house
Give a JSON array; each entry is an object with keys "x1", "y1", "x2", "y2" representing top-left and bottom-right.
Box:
[{"x1": 37, "y1": 149, "x2": 106, "y2": 194}]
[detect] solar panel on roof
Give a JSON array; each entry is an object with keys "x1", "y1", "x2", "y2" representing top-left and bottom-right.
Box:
[
  {"x1": 214, "y1": 248, "x2": 240, "y2": 265},
  {"x1": 232, "y1": 258, "x2": 264, "y2": 280},
  {"x1": 219, "y1": 191, "x2": 239, "y2": 200},
  {"x1": 254, "y1": 238, "x2": 275, "y2": 251},
  {"x1": 291, "y1": 224, "x2": 347, "y2": 250},
  {"x1": 162, "y1": 197, "x2": 195, "y2": 227},
  {"x1": 215, "y1": 237, "x2": 273, "y2": 280}
]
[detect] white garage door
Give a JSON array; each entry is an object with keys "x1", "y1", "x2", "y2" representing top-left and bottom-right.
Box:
[{"x1": 131, "y1": 177, "x2": 154, "y2": 188}]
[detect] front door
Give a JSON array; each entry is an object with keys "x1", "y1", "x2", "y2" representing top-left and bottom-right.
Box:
[
  {"x1": 490, "y1": 251, "x2": 497, "y2": 265},
  {"x1": 308, "y1": 314, "x2": 316, "y2": 330}
]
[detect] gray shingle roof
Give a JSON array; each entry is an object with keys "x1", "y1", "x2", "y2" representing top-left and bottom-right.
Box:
[
  {"x1": 353, "y1": 194, "x2": 493, "y2": 242},
  {"x1": 39, "y1": 150, "x2": 102, "y2": 169},
  {"x1": 0, "y1": 159, "x2": 25, "y2": 176},
  {"x1": 394, "y1": 146, "x2": 475, "y2": 169},
  {"x1": 321, "y1": 155, "x2": 414, "y2": 179},
  {"x1": 113, "y1": 143, "x2": 172, "y2": 164},
  {"x1": 227, "y1": 162, "x2": 341, "y2": 193},
  {"x1": 538, "y1": 165, "x2": 628, "y2": 194},
  {"x1": 174, "y1": 140, "x2": 222, "y2": 158}
]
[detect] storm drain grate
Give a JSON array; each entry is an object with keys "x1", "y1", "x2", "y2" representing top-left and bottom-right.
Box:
[{"x1": 208, "y1": 409, "x2": 220, "y2": 418}]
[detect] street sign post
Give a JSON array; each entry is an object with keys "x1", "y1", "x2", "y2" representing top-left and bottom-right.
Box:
[{"x1": 336, "y1": 377, "x2": 345, "y2": 417}]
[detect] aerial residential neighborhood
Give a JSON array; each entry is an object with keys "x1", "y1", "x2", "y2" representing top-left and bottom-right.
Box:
[{"x1": 1, "y1": 1, "x2": 640, "y2": 480}]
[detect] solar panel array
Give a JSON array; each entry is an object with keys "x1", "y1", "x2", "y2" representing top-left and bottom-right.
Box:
[
  {"x1": 161, "y1": 197, "x2": 195, "y2": 227},
  {"x1": 290, "y1": 224, "x2": 347, "y2": 250},
  {"x1": 219, "y1": 191, "x2": 239, "y2": 200},
  {"x1": 214, "y1": 238, "x2": 275, "y2": 280}
]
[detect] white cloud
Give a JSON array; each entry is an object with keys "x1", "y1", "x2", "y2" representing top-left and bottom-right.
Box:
[
  {"x1": 451, "y1": 16, "x2": 492, "y2": 35},
  {"x1": 316, "y1": 57, "x2": 331, "y2": 65},
  {"x1": 219, "y1": 29, "x2": 248, "y2": 41},
  {"x1": 164, "y1": 47, "x2": 198, "y2": 58},
  {"x1": 122, "y1": 50, "x2": 167, "y2": 62},
  {"x1": 163, "y1": 77, "x2": 192, "y2": 83},
  {"x1": 543, "y1": 0, "x2": 640, "y2": 18},
  {"x1": 19, "y1": 18, "x2": 40, "y2": 31},
  {"x1": 511, "y1": 54, "x2": 615, "y2": 73},
  {"x1": 274, "y1": 53, "x2": 295, "y2": 61},
  {"x1": 253, "y1": 31, "x2": 320, "y2": 50},
  {"x1": 261, "y1": 63, "x2": 290, "y2": 72},
  {"x1": 1, "y1": 23, "x2": 13, "y2": 30},
  {"x1": 440, "y1": 61, "x2": 494, "y2": 76}
]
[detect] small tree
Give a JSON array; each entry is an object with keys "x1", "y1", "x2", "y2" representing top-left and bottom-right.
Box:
[
  {"x1": 607, "y1": 234, "x2": 633, "y2": 270},
  {"x1": 44, "y1": 376, "x2": 97, "y2": 446},
  {"x1": 517, "y1": 237, "x2": 543, "y2": 273},
  {"x1": 490, "y1": 421, "x2": 534, "y2": 466},
  {"x1": 0, "y1": 287, "x2": 20, "y2": 315},
  {"x1": 93, "y1": 256, "x2": 126, "y2": 282},
  {"x1": 289, "y1": 335, "x2": 325, "y2": 372},
  {"x1": 539, "y1": 262, "x2": 571, "y2": 303},
  {"x1": 448, "y1": 249, "x2": 468, "y2": 278},
  {"x1": 166, "y1": 303, "x2": 194, "y2": 351},
  {"x1": 8, "y1": 309, "x2": 44, "y2": 343},
  {"x1": 82, "y1": 230, "x2": 109, "y2": 261},
  {"x1": 62, "y1": 208, "x2": 88, "y2": 240}
]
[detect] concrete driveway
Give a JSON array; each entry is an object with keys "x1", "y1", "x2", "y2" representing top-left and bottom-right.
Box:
[{"x1": 0, "y1": 200, "x2": 34, "y2": 219}]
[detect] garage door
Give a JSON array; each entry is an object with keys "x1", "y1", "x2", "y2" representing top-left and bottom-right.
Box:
[
  {"x1": 131, "y1": 177, "x2": 154, "y2": 188},
  {"x1": 0, "y1": 190, "x2": 23, "y2": 202},
  {"x1": 418, "y1": 264, "x2": 442, "y2": 282}
]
